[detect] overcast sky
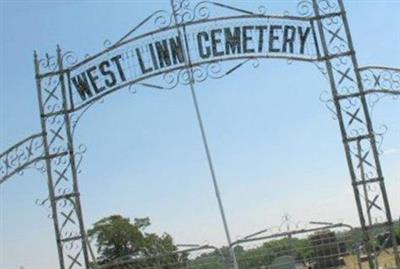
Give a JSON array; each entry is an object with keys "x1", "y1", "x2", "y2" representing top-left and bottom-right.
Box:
[{"x1": 1, "y1": 1, "x2": 399, "y2": 268}]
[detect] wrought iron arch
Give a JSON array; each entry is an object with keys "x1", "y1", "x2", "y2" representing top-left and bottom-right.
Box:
[{"x1": 1, "y1": 1, "x2": 399, "y2": 269}]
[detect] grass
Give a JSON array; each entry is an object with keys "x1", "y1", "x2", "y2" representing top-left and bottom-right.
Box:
[{"x1": 343, "y1": 249, "x2": 397, "y2": 269}]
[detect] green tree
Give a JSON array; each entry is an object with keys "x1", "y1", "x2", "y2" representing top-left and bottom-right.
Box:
[{"x1": 88, "y1": 215, "x2": 186, "y2": 268}]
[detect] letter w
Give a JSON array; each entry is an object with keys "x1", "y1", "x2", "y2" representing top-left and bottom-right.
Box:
[{"x1": 71, "y1": 73, "x2": 93, "y2": 101}]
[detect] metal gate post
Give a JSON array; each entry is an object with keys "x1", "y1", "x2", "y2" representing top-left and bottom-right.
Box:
[
  {"x1": 34, "y1": 47, "x2": 90, "y2": 269},
  {"x1": 311, "y1": 0, "x2": 400, "y2": 268}
]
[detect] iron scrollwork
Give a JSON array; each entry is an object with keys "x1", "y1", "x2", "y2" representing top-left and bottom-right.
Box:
[
  {"x1": 297, "y1": 0, "x2": 314, "y2": 17},
  {"x1": 153, "y1": 59, "x2": 261, "y2": 90},
  {"x1": 172, "y1": 0, "x2": 268, "y2": 24},
  {"x1": 0, "y1": 133, "x2": 45, "y2": 184},
  {"x1": 362, "y1": 67, "x2": 400, "y2": 92}
]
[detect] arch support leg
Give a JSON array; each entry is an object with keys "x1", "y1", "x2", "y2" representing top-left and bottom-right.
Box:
[
  {"x1": 311, "y1": 0, "x2": 400, "y2": 268},
  {"x1": 34, "y1": 48, "x2": 90, "y2": 269}
]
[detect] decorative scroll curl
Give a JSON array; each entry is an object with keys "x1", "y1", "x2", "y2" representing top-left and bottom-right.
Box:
[
  {"x1": 38, "y1": 53, "x2": 58, "y2": 72},
  {"x1": 171, "y1": 59, "x2": 260, "y2": 87},
  {"x1": 297, "y1": 0, "x2": 340, "y2": 17},
  {"x1": 173, "y1": 0, "x2": 210, "y2": 23},
  {"x1": 374, "y1": 124, "x2": 388, "y2": 155},
  {"x1": 62, "y1": 51, "x2": 80, "y2": 68},
  {"x1": 297, "y1": 0, "x2": 314, "y2": 17},
  {"x1": 316, "y1": 0, "x2": 340, "y2": 15},
  {"x1": 172, "y1": 0, "x2": 268, "y2": 24},
  {"x1": 129, "y1": 59, "x2": 261, "y2": 93},
  {"x1": 0, "y1": 133, "x2": 45, "y2": 184},
  {"x1": 319, "y1": 90, "x2": 337, "y2": 120}
]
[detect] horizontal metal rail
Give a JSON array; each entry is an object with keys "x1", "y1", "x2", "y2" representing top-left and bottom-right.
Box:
[{"x1": 230, "y1": 223, "x2": 353, "y2": 247}]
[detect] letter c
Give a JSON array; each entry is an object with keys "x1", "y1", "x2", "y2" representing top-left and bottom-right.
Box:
[{"x1": 197, "y1": 32, "x2": 211, "y2": 59}]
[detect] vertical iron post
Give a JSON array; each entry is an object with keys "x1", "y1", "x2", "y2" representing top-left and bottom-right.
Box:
[
  {"x1": 34, "y1": 51, "x2": 66, "y2": 269},
  {"x1": 34, "y1": 48, "x2": 91, "y2": 269},
  {"x1": 56, "y1": 46, "x2": 91, "y2": 269},
  {"x1": 336, "y1": 1, "x2": 400, "y2": 267},
  {"x1": 169, "y1": 1, "x2": 239, "y2": 269},
  {"x1": 310, "y1": 3, "x2": 374, "y2": 266}
]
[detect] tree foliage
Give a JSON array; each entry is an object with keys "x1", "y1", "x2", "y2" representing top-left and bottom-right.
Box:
[{"x1": 88, "y1": 215, "x2": 185, "y2": 267}]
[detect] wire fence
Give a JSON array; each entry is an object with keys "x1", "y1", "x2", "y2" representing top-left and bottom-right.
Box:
[
  {"x1": 96, "y1": 223, "x2": 400, "y2": 269},
  {"x1": 97, "y1": 245, "x2": 226, "y2": 269},
  {"x1": 231, "y1": 223, "x2": 361, "y2": 269}
]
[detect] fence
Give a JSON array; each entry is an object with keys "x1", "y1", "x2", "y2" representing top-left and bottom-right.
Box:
[
  {"x1": 96, "y1": 222, "x2": 400, "y2": 269},
  {"x1": 230, "y1": 223, "x2": 361, "y2": 269}
]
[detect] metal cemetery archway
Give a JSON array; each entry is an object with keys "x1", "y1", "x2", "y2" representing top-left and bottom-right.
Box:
[{"x1": 1, "y1": 0, "x2": 400, "y2": 268}]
